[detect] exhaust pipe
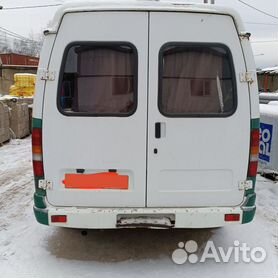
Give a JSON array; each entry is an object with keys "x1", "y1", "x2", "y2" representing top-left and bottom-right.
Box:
[{"x1": 204, "y1": 0, "x2": 215, "y2": 3}]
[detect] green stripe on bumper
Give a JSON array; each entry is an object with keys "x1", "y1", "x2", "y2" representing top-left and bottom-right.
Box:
[
  {"x1": 242, "y1": 206, "x2": 256, "y2": 224},
  {"x1": 245, "y1": 177, "x2": 256, "y2": 195},
  {"x1": 244, "y1": 193, "x2": 256, "y2": 207},
  {"x1": 251, "y1": 118, "x2": 260, "y2": 129},
  {"x1": 33, "y1": 206, "x2": 49, "y2": 226},
  {"x1": 32, "y1": 118, "x2": 42, "y2": 129},
  {"x1": 34, "y1": 177, "x2": 46, "y2": 196},
  {"x1": 34, "y1": 192, "x2": 47, "y2": 209},
  {"x1": 242, "y1": 192, "x2": 257, "y2": 224}
]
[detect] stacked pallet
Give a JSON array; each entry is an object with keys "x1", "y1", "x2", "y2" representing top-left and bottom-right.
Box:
[
  {"x1": 0, "y1": 102, "x2": 10, "y2": 144},
  {"x1": 9, "y1": 74, "x2": 36, "y2": 97}
]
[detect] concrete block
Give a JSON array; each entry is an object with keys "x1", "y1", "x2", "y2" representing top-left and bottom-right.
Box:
[{"x1": 0, "y1": 102, "x2": 10, "y2": 143}]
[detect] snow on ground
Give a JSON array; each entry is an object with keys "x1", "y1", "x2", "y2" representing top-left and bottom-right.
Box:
[
  {"x1": 0, "y1": 137, "x2": 277, "y2": 278},
  {"x1": 256, "y1": 176, "x2": 278, "y2": 252}
]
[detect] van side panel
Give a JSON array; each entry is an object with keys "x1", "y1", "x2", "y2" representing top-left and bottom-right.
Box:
[
  {"x1": 240, "y1": 38, "x2": 260, "y2": 119},
  {"x1": 33, "y1": 34, "x2": 56, "y2": 120}
]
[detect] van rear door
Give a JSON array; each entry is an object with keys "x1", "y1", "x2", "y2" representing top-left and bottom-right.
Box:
[
  {"x1": 43, "y1": 12, "x2": 148, "y2": 207},
  {"x1": 147, "y1": 12, "x2": 250, "y2": 207}
]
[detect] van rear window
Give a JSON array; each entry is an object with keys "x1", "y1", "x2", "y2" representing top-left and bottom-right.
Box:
[
  {"x1": 58, "y1": 43, "x2": 137, "y2": 116},
  {"x1": 159, "y1": 44, "x2": 237, "y2": 117}
]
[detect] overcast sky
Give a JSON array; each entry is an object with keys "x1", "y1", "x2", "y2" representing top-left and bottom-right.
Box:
[{"x1": 0, "y1": 0, "x2": 277, "y2": 68}]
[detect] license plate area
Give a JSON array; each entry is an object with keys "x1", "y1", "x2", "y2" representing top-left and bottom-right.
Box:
[
  {"x1": 62, "y1": 170, "x2": 129, "y2": 190},
  {"x1": 116, "y1": 214, "x2": 175, "y2": 228}
]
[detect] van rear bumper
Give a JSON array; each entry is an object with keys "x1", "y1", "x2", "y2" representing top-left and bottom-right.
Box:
[{"x1": 33, "y1": 205, "x2": 255, "y2": 229}]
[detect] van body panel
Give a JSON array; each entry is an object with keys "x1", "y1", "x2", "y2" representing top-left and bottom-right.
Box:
[
  {"x1": 33, "y1": 35, "x2": 56, "y2": 119},
  {"x1": 147, "y1": 12, "x2": 250, "y2": 207},
  {"x1": 49, "y1": 1, "x2": 246, "y2": 36},
  {"x1": 239, "y1": 38, "x2": 260, "y2": 120},
  {"x1": 43, "y1": 11, "x2": 250, "y2": 208},
  {"x1": 34, "y1": 2, "x2": 259, "y2": 227},
  {"x1": 43, "y1": 12, "x2": 149, "y2": 207}
]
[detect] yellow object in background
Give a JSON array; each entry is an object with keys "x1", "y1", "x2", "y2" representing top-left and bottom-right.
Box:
[{"x1": 9, "y1": 73, "x2": 36, "y2": 97}]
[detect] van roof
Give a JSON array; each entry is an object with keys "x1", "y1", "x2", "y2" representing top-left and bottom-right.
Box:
[{"x1": 48, "y1": 0, "x2": 246, "y2": 33}]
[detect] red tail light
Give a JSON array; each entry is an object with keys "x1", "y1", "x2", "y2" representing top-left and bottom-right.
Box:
[
  {"x1": 51, "y1": 215, "x2": 67, "y2": 223},
  {"x1": 33, "y1": 161, "x2": 44, "y2": 177},
  {"x1": 248, "y1": 161, "x2": 259, "y2": 177},
  {"x1": 225, "y1": 214, "x2": 240, "y2": 222},
  {"x1": 32, "y1": 128, "x2": 44, "y2": 177},
  {"x1": 248, "y1": 129, "x2": 259, "y2": 178},
  {"x1": 250, "y1": 129, "x2": 260, "y2": 152},
  {"x1": 32, "y1": 128, "x2": 42, "y2": 147}
]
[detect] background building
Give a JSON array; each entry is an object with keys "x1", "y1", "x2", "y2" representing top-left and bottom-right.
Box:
[
  {"x1": 257, "y1": 67, "x2": 278, "y2": 92},
  {"x1": 0, "y1": 53, "x2": 39, "y2": 95}
]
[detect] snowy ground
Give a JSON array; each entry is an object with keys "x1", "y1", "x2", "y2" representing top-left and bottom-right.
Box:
[{"x1": 0, "y1": 137, "x2": 277, "y2": 278}]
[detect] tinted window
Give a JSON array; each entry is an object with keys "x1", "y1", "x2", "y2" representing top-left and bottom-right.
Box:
[
  {"x1": 59, "y1": 43, "x2": 137, "y2": 116},
  {"x1": 159, "y1": 44, "x2": 237, "y2": 116}
]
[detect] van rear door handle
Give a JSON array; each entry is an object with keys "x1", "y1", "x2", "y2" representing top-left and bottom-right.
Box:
[{"x1": 155, "y1": 122, "x2": 161, "y2": 139}]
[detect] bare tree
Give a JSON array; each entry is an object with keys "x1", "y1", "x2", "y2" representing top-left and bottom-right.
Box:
[
  {"x1": 0, "y1": 44, "x2": 12, "y2": 53},
  {"x1": 28, "y1": 30, "x2": 44, "y2": 57},
  {"x1": 12, "y1": 31, "x2": 43, "y2": 57}
]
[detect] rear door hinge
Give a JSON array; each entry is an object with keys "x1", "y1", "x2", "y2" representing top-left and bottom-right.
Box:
[
  {"x1": 239, "y1": 71, "x2": 256, "y2": 84},
  {"x1": 239, "y1": 32, "x2": 251, "y2": 40},
  {"x1": 238, "y1": 180, "x2": 253, "y2": 191},
  {"x1": 38, "y1": 180, "x2": 53, "y2": 190},
  {"x1": 38, "y1": 69, "x2": 55, "y2": 81}
]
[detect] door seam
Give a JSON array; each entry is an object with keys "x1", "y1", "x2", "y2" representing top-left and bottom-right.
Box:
[{"x1": 145, "y1": 11, "x2": 150, "y2": 208}]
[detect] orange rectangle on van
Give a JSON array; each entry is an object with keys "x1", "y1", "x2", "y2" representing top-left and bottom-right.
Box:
[{"x1": 63, "y1": 172, "x2": 129, "y2": 190}]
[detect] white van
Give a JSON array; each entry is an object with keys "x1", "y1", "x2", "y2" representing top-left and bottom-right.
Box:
[{"x1": 32, "y1": 0, "x2": 260, "y2": 229}]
